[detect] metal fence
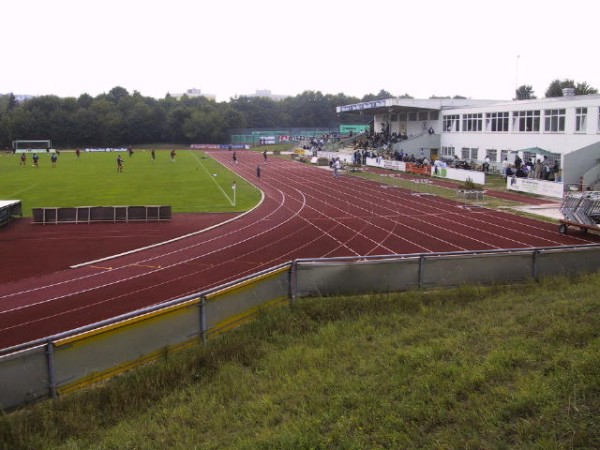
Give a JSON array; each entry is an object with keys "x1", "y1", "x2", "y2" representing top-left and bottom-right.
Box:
[
  {"x1": 32, "y1": 205, "x2": 171, "y2": 224},
  {"x1": 2, "y1": 245, "x2": 600, "y2": 411}
]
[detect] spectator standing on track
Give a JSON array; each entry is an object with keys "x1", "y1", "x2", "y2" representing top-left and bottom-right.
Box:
[
  {"x1": 233, "y1": 151, "x2": 238, "y2": 165},
  {"x1": 256, "y1": 164, "x2": 261, "y2": 179},
  {"x1": 333, "y1": 158, "x2": 341, "y2": 179},
  {"x1": 117, "y1": 154, "x2": 123, "y2": 172},
  {"x1": 263, "y1": 149, "x2": 268, "y2": 163}
]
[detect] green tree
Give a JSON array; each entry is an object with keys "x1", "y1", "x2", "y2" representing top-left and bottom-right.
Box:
[
  {"x1": 229, "y1": 96, "x2": 283, "y2": 128},
  {"x1": 90, "y1": 98, "x2": 126, "y2": 146},
  {"x1": 361, "y1": 89, "x2": 393, "y2": 102},
  {"x1": 545, "y1": 79, "x2": 598, "y2": 97},
  {"x1": 515, "y1": 85, "x2": 536, "y2": 100},
  {"x1": 545, "y1": 79, "x2": 575, "y2": 97},
  {"x1": 107, "y1": 86, "x2": 130, "y2": 104},
  {"x1": 575, "y1": 82, "x2": 598, "y2": 95}
]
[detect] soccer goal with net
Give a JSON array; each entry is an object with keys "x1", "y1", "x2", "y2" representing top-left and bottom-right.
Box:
[{"x1": 12, "y1": 140, "x2": 54, "y2": 153}]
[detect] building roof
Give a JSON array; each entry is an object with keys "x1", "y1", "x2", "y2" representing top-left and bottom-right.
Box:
[
  {"x1": 336, "y1": 94, "x2": 600, "y2": 115},
  {"x1": 517, "y1": 147, "x2": 560, "y2": 157},
  {"x1": 336, "y1": 97, "x2": 503, "y2": 115}
]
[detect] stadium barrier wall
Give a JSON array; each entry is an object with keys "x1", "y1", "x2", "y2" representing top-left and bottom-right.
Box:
[
  {"x1": 31, "y1": 205, "x2": 171, "y2": 224},
  {"x1": 2, "y1": 245, "x2": 600, "y2": 411}
]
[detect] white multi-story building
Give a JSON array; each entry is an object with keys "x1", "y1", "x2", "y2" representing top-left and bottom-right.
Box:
[
  {"x1": 243, "y1": 89, "x2": 290, "y2": 102},
  {"x1": 171, "y1": 88, "x2": 216, "y2": 101},
  {"x1": 337, "y1": 91, "x2": 600, "y2": 188}
]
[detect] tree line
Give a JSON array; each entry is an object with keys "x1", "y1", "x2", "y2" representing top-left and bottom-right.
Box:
[{"x1": 0, "y1": 87, "x2": 381, "y2": 149}]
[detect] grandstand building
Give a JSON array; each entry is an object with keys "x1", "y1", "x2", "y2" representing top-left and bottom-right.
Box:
[{"x1": 336, "y1": 90, "x2": 600, "y2": 189}]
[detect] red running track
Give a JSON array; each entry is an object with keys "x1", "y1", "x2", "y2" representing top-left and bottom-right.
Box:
[{"x1": 1, "y1": 151, "x2": 598, "y2": 349}]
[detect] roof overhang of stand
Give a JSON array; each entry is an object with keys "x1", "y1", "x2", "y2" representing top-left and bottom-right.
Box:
[
  {"x1": 517, "y1": 147, "x2": 560, "y2": 157},
  {"x1": 336, "y1": 98, "x2": 503, "y2": 116}
]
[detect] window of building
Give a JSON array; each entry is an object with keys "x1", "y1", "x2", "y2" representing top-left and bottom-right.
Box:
[
  {"x1": 430, "y1": 111, "x2": 439, "y2": 120},
  {"x1": 485, "y1": 112, "x2": 509, "y2": 132},
  {"x1": 500, "y1": 149, "x2": 509, "y2": 162},
  {"x1": 443, "y1": 114, "x2": 460, "y2": 132},
  {"x1": 485, "y1": 149, "x2": 498, "y2": 162},
  {"x1": 544, "y1": 109, "x2": 565, "y2": 132},
  {"x1": 418, "y1": 111, "x2": 428, "y2": 121},
  {"x1": 575, "y1": 107, "x2": 587, "y2": 133},
  {"x1": 462, "y1": 113, "x2": 483, "y2": 132},
  {"x1": 513, "y1": 110, "x2": 540, "y2": 132},
  {"x1": 390, "y1": 114, "x2": 398, "y2": 122},
  {"x1": 461, "y1": 147, "x2": 478, "y2": 160},
  {"x1": 441, "y1": 146, "x2": 455, "y2": 156},
  {"x1": 409, "y1": 112, "x2": 417, "y2": 121},
  {"x1": 382, "y1": 114, "x2": 389, "y2": 123}
]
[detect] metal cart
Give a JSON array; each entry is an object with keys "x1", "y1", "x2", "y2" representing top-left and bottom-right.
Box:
[{"x1": 558, "y1": 191, "x2": 600, "y2": 234}]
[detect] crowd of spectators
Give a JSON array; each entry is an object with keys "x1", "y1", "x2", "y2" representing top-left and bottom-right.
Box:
[
  {"x1": 352, "y1": 128, "x2": 408, "y2": 154},
  {"x1": 503, "y1": 155, "x2": 560, "y2": 181}
]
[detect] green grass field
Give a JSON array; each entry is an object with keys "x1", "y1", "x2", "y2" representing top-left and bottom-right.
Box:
[{"x1": 0, "y1": 150, "x2": 261, "y2": 216}]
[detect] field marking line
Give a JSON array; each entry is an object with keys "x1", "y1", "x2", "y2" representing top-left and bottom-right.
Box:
[
  {"x1": 6, "y1": 182, "x2": 40, "y2": 197},
  {"x1": 191, "y1": 151, "x2": 234, "y2": 206}
]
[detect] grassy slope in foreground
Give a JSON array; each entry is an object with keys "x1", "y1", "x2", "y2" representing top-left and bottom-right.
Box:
[{"x1": 1, "y1": 273, "x2": 599, "y2": 449}]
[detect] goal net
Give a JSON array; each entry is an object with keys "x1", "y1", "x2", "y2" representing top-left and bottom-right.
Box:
[{"x1": 12, "y1": 140, "x2": 53, "y2": 153}]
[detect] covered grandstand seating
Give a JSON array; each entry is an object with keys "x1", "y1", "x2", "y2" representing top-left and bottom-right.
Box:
[{"x1": 0, "y1": 200, "x2": 22, "y2": 227}]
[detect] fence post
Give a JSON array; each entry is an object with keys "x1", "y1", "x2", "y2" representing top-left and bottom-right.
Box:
[
  {"x1": 419, "y1": 254, "x2": 425, "y2": 289},
  {"x1": 532, "y1": 249, "x2": 540, "y2": 281},
  {"x1": 46, "y1": 341, "x2": 58, "y2": 399},
  {"x1": 290, "y1": 260, "x2": 298, "y2": 304},
  {"x1": 200, "y1": 296, "x2": 207, "y2": 345}
]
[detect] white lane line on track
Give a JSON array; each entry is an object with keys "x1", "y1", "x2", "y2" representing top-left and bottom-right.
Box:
[
  {"x1": 0, "y1": 182, "x2": 303, "y2": 315},
  {"x1": 320, "y1": 173, "x2": 520, "y2": 249},
  {"x1": 264, "y1": 165, "x2": 440, "y2": 253}
]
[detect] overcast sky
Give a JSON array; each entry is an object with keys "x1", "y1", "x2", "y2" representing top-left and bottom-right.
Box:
[{"x1": 2, "y1": 0, "x2": 599, "y2": 102}]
